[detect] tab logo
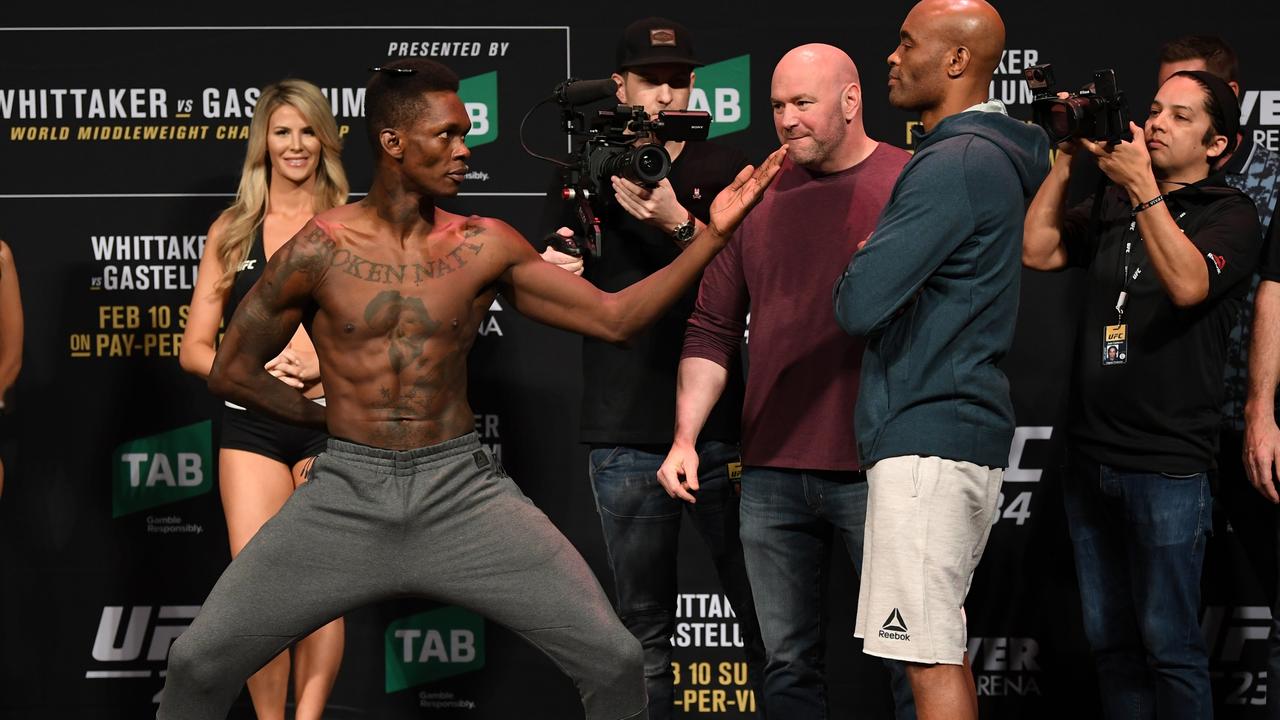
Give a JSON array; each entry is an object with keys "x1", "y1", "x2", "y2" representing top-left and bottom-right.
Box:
[
  {"x1": 459, "y1": 71, "x2": 498, "y2": 147},
  {"x1": 690, "y1": 55, "x2": 750, "y2": 138},
  {"x1": 112, "y1": 421, "x2": 212, "y2": 517},
  {"x1": 386, "y1": 606, "x2": 486, "y2": 692}
]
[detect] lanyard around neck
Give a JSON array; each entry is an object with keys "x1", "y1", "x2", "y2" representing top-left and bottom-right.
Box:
[{"x1": 1113, "y1": 204, "x2": 1189, "y2": 322}]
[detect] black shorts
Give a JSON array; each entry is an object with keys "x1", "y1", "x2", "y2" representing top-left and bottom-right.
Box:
[{"x1": 220, "y1": 404, "x2": 328, "y2": 467}]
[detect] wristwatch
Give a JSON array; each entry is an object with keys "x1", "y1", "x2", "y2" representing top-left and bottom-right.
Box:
[{"x1": 672, "y1": 210, "x2": 696, "y2": 245}]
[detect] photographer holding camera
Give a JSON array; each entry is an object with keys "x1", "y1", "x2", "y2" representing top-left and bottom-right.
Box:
[
  {"x1": 1024, "y1": 69, "x2": 1262, "y2": 718},
  {"x1": 538, "y1": 17, "x2": 766, "y2": 719}
]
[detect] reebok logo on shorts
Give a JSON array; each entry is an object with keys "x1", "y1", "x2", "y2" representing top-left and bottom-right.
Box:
[{"x1": 879, "y1": 608, "x2": 910, "y2": 641}]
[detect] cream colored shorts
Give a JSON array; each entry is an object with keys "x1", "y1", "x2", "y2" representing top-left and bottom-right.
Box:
[{"x1": 854, "y1": 455, "x2": 1002, "y2": 665}]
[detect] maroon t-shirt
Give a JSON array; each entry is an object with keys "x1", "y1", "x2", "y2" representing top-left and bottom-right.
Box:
[{"x1": 682, "y1": 144, "x2": 909, "y2": 470}]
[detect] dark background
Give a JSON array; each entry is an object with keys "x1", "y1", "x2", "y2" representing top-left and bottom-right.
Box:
[{"x1": 2, "y1": 1, "x2": 1278, "y2": 717}]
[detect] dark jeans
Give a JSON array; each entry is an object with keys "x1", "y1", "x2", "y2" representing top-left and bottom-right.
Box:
[
  {"x1": 1063, "y1": 452, "x2": 1213, "y2": 720},
  {"x1": 738, "y1": 466, "x2": 916, "y2": 720},
  {"x1": 589, "y1": 441, "x2": 766, "y2": 720}
]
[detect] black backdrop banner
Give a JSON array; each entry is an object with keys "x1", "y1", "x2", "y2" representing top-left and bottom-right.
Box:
[{"x1": 2, "y1": 2, "x2": 1278, "y2": 717}]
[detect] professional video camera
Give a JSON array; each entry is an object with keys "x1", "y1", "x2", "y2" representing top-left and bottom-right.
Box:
[
  {"x1": 567, "y1": 104, "x2": 710, "y2": 197},
  {"x1": 1023, "y1": 64, "x2": 1132, "y2": 144},
  {"x1": 519, "y1": 77, "x2": 712, "y2": 257}
]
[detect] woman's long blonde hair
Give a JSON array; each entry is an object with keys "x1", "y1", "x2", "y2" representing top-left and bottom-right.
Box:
[{"x1": 215, "y1": 78, "x2": 349, "y2": 290}]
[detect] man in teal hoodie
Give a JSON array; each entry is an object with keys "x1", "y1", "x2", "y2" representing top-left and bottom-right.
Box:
[{"x1": 832, "y1": 1, "x2": 1049, "y2": 718}]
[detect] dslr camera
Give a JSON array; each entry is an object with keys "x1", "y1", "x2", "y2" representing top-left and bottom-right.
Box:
[{"x1": 1023, "y1": 64, "x2": 1132, "y2": 144}]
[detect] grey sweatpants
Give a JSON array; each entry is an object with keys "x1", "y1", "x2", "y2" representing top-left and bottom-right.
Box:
[{"x1": 158, "y1": 433, "x2": 645, "y2": 720}]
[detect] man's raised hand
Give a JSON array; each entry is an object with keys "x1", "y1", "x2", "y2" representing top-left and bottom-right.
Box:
[{"x1": 708, "y1": 146, "x2": 789, "y2": 238}]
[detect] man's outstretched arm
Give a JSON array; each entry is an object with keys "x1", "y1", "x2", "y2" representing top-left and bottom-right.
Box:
[
  {"x1": 208, "y1": 221, "x2": 334, "y2": 429},
  {"x1": 502, "y1": 147, "x2": 786, "y2": 342}
]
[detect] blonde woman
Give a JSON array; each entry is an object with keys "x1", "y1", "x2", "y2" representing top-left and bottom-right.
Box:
[{"x1": 179, "y1": 78, "x2": 347, "y2": 720}]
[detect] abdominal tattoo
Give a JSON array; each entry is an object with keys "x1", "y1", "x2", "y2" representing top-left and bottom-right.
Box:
[
  {"x1": 331, "y1": 238, "x2": 484, "y2": 285},
  {"x1": 365, "y1": 290, "x2": 450, "y2": 434}
]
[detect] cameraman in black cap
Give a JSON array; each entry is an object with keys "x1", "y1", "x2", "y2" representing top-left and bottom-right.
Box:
[
  {"x1": 539, "y1": 16, "x2": 765, "y2": 720},
  {"x1": 1024, "y1": 70, "x2": 1261, "y2": 718}
]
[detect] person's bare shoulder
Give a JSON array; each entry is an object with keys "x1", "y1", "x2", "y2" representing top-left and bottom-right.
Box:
[
  {"x1": 447, "y1": 213, "x2": 528, "y2": 251},
  {"x1": 259, "y1": 216, "x2": 340, "y2": 293},
  {"x1": 315, "y1": 201, "x2": 363, "y2": 226},
  {"x1": 289, "y1": 215, "x2": 341, "y2": 256},
  {"x1": 313, "y1": 202, "x2": 380, "y2": 249}
]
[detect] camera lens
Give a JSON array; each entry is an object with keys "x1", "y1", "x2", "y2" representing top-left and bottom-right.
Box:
[
  {"x1": 1047, "y1": 104, "x2": 1072, "y2": 141},
  {"x1": 633, "y1": 146, "x2": 669, "y2": 182},
  {"x1": 588, "y1": 142, "x2": 673, "y2": 193},
  {"x1": 620, "y1": 144, "x2": 671, "y2": 186}
]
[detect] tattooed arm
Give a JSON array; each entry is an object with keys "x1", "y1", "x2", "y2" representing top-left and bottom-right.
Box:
[
  {"x1": 501, "y1": 146, "x2": 787, "y2": 343},
  {"x1": 208, "y1": 221, "x2": 334, "y2": 429}
]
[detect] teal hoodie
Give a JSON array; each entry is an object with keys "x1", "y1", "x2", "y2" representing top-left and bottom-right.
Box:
[{"x1": 833, "y1": 106, "x2": 1050, "y2": 468}]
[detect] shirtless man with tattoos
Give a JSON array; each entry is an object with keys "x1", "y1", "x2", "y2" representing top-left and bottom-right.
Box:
[{"x1": 155, "y1": 58, "x2": 784, "y2": 720}]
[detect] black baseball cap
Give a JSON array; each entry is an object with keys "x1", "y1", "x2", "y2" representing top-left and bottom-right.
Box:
[{"x1": 616, "y1": 17, "x2": 702, "y2": 70}]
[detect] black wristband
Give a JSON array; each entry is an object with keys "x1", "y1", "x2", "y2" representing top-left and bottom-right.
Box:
[{"x1": 1131, "y1": 194, "x2": 1165, "y2": 216}]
